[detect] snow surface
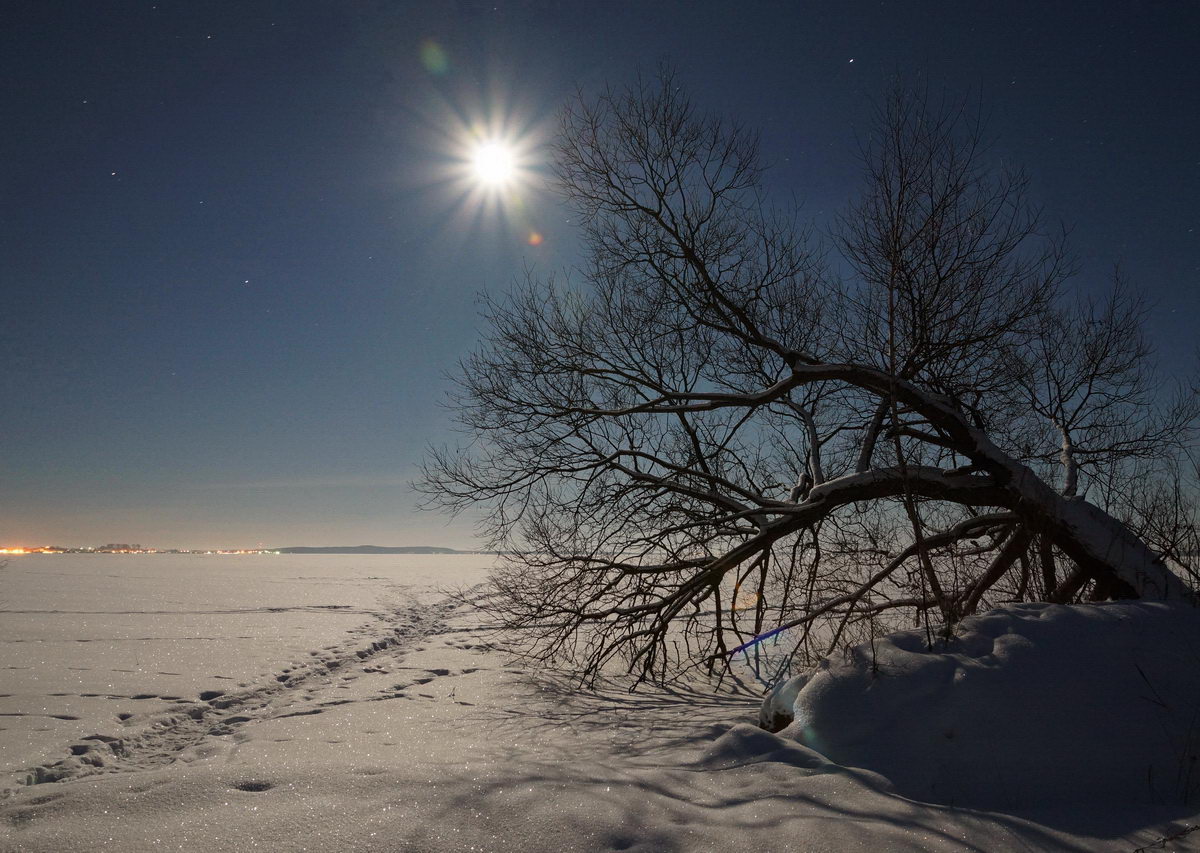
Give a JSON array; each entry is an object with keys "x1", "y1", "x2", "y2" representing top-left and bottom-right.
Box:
[
  {"x1": 0, "y1": 555, "x2": 488, "y2": 780},
  {"x1": 764, "y1": 602, "x2": 1200, "y2": 812},
  {"x1": 2, "y1": 555, "x2": 1199, "y2": 851}
]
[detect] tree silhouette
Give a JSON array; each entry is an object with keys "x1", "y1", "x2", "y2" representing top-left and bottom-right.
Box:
[{"x1": 421, "y1": 73, "x2": 1198, "y2": 683}]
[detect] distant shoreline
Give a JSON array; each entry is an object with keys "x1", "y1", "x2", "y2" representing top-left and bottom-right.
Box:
[{"x1": 273, "y1": 546, "x2": 491, "y2": 555}]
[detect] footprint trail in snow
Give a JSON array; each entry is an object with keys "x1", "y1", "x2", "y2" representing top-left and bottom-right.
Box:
[{"x1": 11, "y1": 587, "x2": 485, "y2": 789}]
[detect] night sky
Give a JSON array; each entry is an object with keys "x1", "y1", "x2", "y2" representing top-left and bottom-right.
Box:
[{"x1": 3, "y1": 1, "x2": 1198, "y2": 549}]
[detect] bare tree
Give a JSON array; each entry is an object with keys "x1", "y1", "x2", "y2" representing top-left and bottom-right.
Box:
[{"x1": 420, "y1": 73, "x2": 1198, "y2": 683}]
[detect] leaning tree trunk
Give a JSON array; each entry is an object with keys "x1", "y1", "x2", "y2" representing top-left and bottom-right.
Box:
[
  {"x1": 967, "y1": 429, "x2": 1191, "y2": 602},
  {"x1": 872, "y1": 367, "x2": 1193, "y2": 602},
  {"x1": 759, "y1": 362, "x2": 1195, "y2": 603}
]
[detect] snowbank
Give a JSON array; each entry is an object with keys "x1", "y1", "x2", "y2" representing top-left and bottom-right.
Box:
[{"x1": 762, "y1": 602, "x2": 1200, "y2": 811}]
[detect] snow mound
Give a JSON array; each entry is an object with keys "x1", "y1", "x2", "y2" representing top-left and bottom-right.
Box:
[
  {"x1": 698, "y1": 723, "x2": 836, "y2": 772},
  {"x1": 765, "y1": 602, "x2": 1200, "y2": 810}
]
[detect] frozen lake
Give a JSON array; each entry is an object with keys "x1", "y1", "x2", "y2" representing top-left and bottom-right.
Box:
[{"x1": 0, "y1": 553, "x2": 494, "y2": 781}]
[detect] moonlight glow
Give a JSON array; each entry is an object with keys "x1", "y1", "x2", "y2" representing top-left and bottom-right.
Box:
[
  {"x1": 417, "y1": 87, "x2": 555, "y2": 242},
  {"x1": 471, "y1": 141, "x2": 516, "y2": 186}
]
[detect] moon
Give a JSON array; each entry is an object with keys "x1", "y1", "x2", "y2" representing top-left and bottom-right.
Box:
[{"x1": 471, "y1": 141, "x2": 516, "y2": 187}]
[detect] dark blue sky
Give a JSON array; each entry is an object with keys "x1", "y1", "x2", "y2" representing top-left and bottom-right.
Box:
[{"x1": 3, "y1": 1, "x2": 1197, "y2": 548}]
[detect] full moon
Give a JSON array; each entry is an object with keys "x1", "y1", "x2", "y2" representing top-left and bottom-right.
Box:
[{"x1": 471, "y1": 141, "x2": 515, "y2": 186}]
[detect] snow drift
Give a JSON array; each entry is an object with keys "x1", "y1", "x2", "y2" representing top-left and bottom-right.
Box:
[{"x1": 760, "y1": 601, "x2": 1200, "y2": 811}]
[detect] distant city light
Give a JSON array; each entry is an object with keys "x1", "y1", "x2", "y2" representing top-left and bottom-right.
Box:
[{"x1": 0, "y1": 545, "x2": 281, "y2": 555}]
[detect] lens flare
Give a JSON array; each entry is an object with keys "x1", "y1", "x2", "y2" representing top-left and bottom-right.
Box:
[
  {"x1": 419, "y1": 39, "x2": 449, "y2": 75},
  {"x1": 732, "y1": 586, "x2": 761, "y2": 612}
]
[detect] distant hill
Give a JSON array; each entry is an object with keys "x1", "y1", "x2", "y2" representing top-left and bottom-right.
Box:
[{"x1": 274, "y1": 545, "x2": 463, "y2": 555}]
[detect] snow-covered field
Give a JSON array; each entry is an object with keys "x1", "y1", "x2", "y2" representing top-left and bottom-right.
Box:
[
  {"x1": 2, "y1": 555, "x2": 1198, "y2": 851},
  {"x1": 0, "y1": 554, "x2": 492, "y2": 782}
]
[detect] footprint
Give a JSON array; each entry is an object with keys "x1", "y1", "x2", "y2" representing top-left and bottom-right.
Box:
[
  {"x1": 24, "y1": 792, "x2": 64, "y2": 806},
  {"x1": 6, "y1": 807, "x2": 40, "y2": 827},
  {"x1": 274, "y1": 708, "x2": 323, "y2": 719}
]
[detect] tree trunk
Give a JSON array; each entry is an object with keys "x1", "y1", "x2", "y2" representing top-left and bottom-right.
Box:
[
  {"x1": 964, "y1": 427, "x2": 1191, "y2": 602},
  {"x1": 809, "y1": 364, "x2": 1194, "y2": 603}
]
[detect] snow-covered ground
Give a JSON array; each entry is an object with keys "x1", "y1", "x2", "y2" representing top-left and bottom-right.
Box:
[
  {"x1": 0, "y1": 554, "x2": 492, "y2": 782},
  {"x1": 2, "y1": 555, "x2": 1198, "y2": 851}
]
